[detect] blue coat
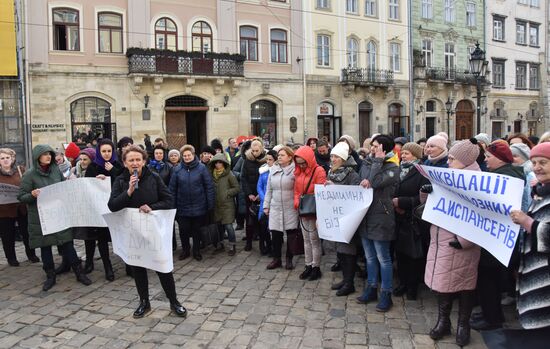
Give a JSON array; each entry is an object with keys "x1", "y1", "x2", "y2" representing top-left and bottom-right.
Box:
[
  {"x1": 169, "y1": 156, "x2": 215, "y2": 217},
  {"x1": 257, "y1": 168, "x2": 269, "y2": 219}
]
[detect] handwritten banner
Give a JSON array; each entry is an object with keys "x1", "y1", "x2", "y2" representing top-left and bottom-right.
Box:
[
  {"x1": 37, "y1": 178, "x2": 111, "y2": 235},
  {"x1": 417, "y1": 165, "x2": 524, "y2": 266},
  {"x1": 0, "y1": 183, "x2": 20, "y2": 204},
  {"x1": 103, "y1": 208, "x2": 176, "y2": 273},
  {"x1": 315, "y1": 184, "x2": 373, "y2": 243}
]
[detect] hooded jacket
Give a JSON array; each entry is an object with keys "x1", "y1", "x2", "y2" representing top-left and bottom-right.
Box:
[
  {"x1": 293, "y1": 146, "x2": 326, "y2": 210},
  {"x1": 208, "y1": 153, "x2": 240, "y2": 224},
  {"x1": 17, "y1": 145, "x2": 73, "y2": 248},
  {"x1": 264, "y1": 161, "x2": 298, "y2": 232},
  {"x1": 257, "y1": 164, "x2": 270, "y2": 219}
]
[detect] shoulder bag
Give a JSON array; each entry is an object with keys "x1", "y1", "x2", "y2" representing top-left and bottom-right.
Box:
[{"x1": 298, "y1": 167, "x2": 317, "y2": 217}]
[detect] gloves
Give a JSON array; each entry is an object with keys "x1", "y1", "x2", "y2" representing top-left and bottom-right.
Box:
[
  {"x1": 420, "y1": 184, "x2": 433, "y2": 193},
  {"x1": 449, "y1": 239, "x2": 462, "y2": 250}
]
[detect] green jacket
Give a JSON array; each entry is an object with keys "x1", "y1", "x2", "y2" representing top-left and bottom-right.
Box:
[
  {"x1": 208, "y1": 153, "x2": 240, "y2": 224},
  {"x1": 17, "y1": 144, "x2": 73, "y2": 248}
]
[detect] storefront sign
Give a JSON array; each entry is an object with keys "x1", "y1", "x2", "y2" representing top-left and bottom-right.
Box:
[{"x1": 31, "y1": 124, "x2": 66, "y2": 132}]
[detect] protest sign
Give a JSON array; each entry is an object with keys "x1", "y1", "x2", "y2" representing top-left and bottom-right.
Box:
[
  {"x1": 315, "y1": 184, "x2": 373, "y2": 243},
  {"x1": 103, "y1": 208, "x2": 176, "y2": 273},
  {"x1": 417, "y1": 165, "x2": 523, "y2": 266},
  {"x1": 0, "y1": 183, "x2": 20, "y2": 204},
  {"x1": 37, "y1": 178, "x2": 111, "y2": 235}
]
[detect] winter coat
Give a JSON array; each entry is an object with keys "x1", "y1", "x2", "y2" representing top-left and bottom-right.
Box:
[
  {"x1": 293, "y1": 146, "x2": 327, "y2": 211},
  {"x1": 0, "y1": 165, "x2": 26, "y2": 218},
  {"x1": 423, "y1": 154, "x2": 449, "y2": 168},
  {"x1": 148, "y1": 160, "x2": 173, "y2": 186},
  {"x1": 208, "y1": 154, "x2": 240, "y2": 225},
  {"x1": 264, "y1": 162, "x2": 298, "y2": 232},
  {"x1": 85, "y1": 159, "x2": 123, "y2": 185},
  {"x1": 108, "y1": 166, "x2": 173, "y2": 212},
  {"x1": 257, "y1": 164, "x2": 270, "y2": 219},
  {"x1": 315, "y1": 151, "x2": 331, "y2": 175},
  {"x1": 422, "y1": 161, "x2": 481, "y2": 293},
  {"x1": 225, "y1": 147, "x2": 240, "y2": 170},
  {"x1": 169, "y1": 156, "x2": 215, "y2": 218},
  {"x1": 17, "y1": 145, "x2": 73, "y2": 248},
  {"x1": 240, "y1": 149, "x2": 266, "y2": 197},
  {"x1": 394, "y1": 164, "x2": 430, "y2": 258},
  {"x1": 517, "y1": 184, "x2": 550, "y2": 329},
  {"x1": 358, "y1": 154, "x2": 400, "y2": 241}
]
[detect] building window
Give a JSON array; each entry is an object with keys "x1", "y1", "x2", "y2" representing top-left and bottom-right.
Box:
[
  {"x1": 389, "y1": 42, "x2": 400, "y2": 72},
  {"x1": 493, "y1": 16, "x2": 505, "y2": 41},
  {"x1": 317, "y1": 0, "x2": 330, "y2": 9},
  {"x1": 317, "y1": 34, "x2": 330, "y2": 66},
  {"x1": 422, "y1": 0, "x2": 433, "y2": 19},
  {"x1": 516, "y1": 21, "x2": 526, "y2": 44},
  {"x1": 251, "y1": 100, "x2": 277, "y2": 148},
  {"x1": 516, "y1": 62, "x2": 527, "y2": 89},
  {"x1": 444, "y1": 43, "x2": 455, "y2": 75},
  {"x1": 529, "y1": 64, "x2": 539, "y2": 89},
  {"x1": 192, "y1": 21, "x2": 213, "y2": 53},
  {"x1": 240, "y1": 26, "x2": 258, "y2": 61},
  {"x1": 367, "y1": 40, "x2": 376, "y2": 69},
  {"x1": 466, "y1": 2, "x2": 476, "y2": 27},
  {"x1": 365, "y1": 0, "x2": 377, "y2": 16},
  {"x1": 530, "y1": 0, "x2": 540, "y2": 7},
  {"x1": 53, "y1": 8, "x2": 80, "y2": 51},
  {"x1": 347, "y1": 38, "x2": 359, "y2": 68},
  {"x1": 444, "y1": 0, "x2": 455, "y2": 23},
  {"x1": 155, "y1": 17, "x2": 177, "y2": 50},
  {"x1": 492, "y1": 60, "x2": 505, "y2": 88},
  {"x1": 421, "y1": 39, "x2": 432, "y2": 67},
  {"x1": 529, "y1": 24, "x2": 539, "y2": 46},
  {"x1": 71, "y1": 97, "x2": 114, "y2": 144},
  {"x1": 426, "y1": 100, "x2": 436, "y2": 112},
  {"x1": 518, "y1": 0, "x2": 528, "y2": 4},
  {"x1": 270, "y1": 29, "x2": 287, "y2": 63},
  {"x1": 98, "y1": 12, "x2": 122, "y2": 53},
  {"x1": 389, "y1": 0, "x2": 399, "y2": 20},
  {"x1": 346, "y1": 0, "x2": 358, "y2": 13}
]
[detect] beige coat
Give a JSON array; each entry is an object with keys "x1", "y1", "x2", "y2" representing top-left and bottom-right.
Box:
[{"x1": 264, "y1": 162, "x2": 298, "y2": 232}]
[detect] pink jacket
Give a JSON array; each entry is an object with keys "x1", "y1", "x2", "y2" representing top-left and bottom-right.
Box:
[{"x1": 421, "y1": 162, "x2": 481, "y2": 294}]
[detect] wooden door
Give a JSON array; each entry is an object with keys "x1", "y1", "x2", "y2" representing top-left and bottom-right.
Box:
[
  {"x1": 455, "y1": 100, "x2": 474, "y2": 140},
  {"x1": 358, "y1": 101, "x2": 372, "y2": 143},
  {"x1": 166, "y1": 111, "x2": 187, "y2": 149}
]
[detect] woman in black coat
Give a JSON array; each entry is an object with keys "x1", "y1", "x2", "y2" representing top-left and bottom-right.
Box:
[
  {"x1": 148, "y1": 145, "x2": 173, "y2": 186},
  {"x1": 392, "y1": 142, "x2": 429, "y2": 300},
  {"x1": 108, "y1": 145, "x2": 186, "y2": 319}
]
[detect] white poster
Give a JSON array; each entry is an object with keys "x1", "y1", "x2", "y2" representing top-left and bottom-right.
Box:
[
  {"x1": 0, "y1": 183, "x2": 20, "y2": 204},
  {"x1": 37, "y1": 178, "x2": 111, "y2": 235},
  {"x1": 103, "y1": 208, "x2": 176, "y2": 273},
  {"x1": 315, "y1": 184, "x2": 373, "y2": 243},
  {"x1": 417, "y1": 165, "x2": 524, "y2": 266}
]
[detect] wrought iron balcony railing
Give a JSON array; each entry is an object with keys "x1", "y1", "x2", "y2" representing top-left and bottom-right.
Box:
[
  {"x1": 126, "y1": 48, "x2": 245, "y2": 77},
  {"x1": 416, "y1": 67, "x2": 480, "y2": 85},
  {"x1": 341, "y1": 68, "x2": 394, "y2": 86}
]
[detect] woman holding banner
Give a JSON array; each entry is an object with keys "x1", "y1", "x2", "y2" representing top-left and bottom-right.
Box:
[
  {"x1": 18, "y1": 144, "x2": 92, "y2": 291},
  {"x1": 108, "y1": 145, "x2": 187, "y2": 319},
  {"x1": 420, "y1": 138, "x2": 481, "y2": 347}
]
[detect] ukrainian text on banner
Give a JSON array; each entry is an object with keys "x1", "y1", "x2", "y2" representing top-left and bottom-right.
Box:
[
  {"x1": 103, "y1": 208, "x2": 176, "y2": 273},
  {"x1": 0, "y1": 183, "x2": 20, "y2": 204},
  {"x1": 417, "y1": 165, "x2": 523, "y2": 266},
  {"x1": 315, "y1": 184, "x2": 373, "y2": 243},
  {"x1": 37, "y1": 178, "x2": 111, "y2": 235}
]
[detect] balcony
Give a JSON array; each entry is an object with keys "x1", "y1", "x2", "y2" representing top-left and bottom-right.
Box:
[
  {"x1": 414, "y1": 67, "x2": 482, "y2": 85},
  {"x1": 126, "y1": 48, "x2": 245, "y2": 77},
  {"x1": 341, "y1": 68, "x2": 394, "y2": 87}
]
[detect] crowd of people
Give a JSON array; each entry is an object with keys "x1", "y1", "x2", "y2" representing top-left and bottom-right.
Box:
[{"x1": 1, "y1": 129, "x2": 550, "y2": 345}]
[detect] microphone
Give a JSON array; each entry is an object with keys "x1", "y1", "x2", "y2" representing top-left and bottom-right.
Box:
[{"x1": 133, "y1": 169, "x2": 139, "y2": 189}]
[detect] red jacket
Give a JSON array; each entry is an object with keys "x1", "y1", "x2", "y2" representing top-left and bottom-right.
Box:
[{"x1": 293, "y1": 146, "x2": 326, "y2": 209}]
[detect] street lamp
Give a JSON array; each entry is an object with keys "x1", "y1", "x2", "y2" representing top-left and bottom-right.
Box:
[
  {"x1": 469, "y1": 42, "x2": 487, "y2": 134},
  {"x1": 445, "y1": 97, "x2": 453, "y2": 139}
]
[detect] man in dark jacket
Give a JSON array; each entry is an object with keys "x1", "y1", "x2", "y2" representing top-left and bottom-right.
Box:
[{"x1": 315, "y1": 139, "x2": 331, "y2": 175}]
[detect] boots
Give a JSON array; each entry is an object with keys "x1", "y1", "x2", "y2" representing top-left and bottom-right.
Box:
[
  {"x1": 456, "y1": 291, "x2": 475, "y2": 347},
  {"x1": 83, "y1": 259, "x2": 94, "y2": 274},
  {"x1": 72, "y1": 263, "x2": 92, "y2": 286},
  {"x1": 376, "y1": 291, "x2": 393, "y2": 312},
  {"x1": 169, "y1": 299, "x2": 187, "y2": 318},
  {"x1": 43, "y1": 269, "x2": 56, "y2": 291},
  {"x1": 336, "y1": 254, "x2": 356, "y2": 296},
  {"x1": 228, "y1": 245, "x2": 236, "y2": 256},
  {"x1": 103, "y1": 259, "x2": 114, "y2": 282},
  {"x1": 54, "y1": 258, "x2": 71, "y2": 275},
  {"x1": 133, "y1": 299, "x2": 151, "y2": 318},
  {"x1": 429, "y1": 292, "x2": 453, "y2": 340},
  {"x1": 285, "y1": 256, "x2": 294, "y2": 270},
  {"x1": 267, "y1": 258, "x2": 282, "y2": 269},
  {"x1": 26, "y1": 248, "x2": 40, "y2": 263},
  {"x1": 299, "y1": 265, "x2": 313, "y2": 280},
  {"x1": 356, "y1": 286, "x2": 378, "y2": 304}
]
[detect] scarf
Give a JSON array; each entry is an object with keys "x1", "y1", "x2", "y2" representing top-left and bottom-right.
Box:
[
  {"x1": 400, "y1": 159, "x2": 419, "y2": 180},
  {"x1": 428, "y1": 149, "x2": 449, "y2": 163},
  {"x1": 74, "y1": 161, "x2": 87, "y2": 178},
  {"x1": 328, "y1": 165, "x2": 354, "y2": 183},
  {"x1": 213, "y1": 168, "x2": 225, "y2": 180},
  {"x1": 148, "y1": 159, "x2": 165, "y2": 172},
  {"x1": 533, "y1": 182, "x2": 550, "y2": 198},
  {"x1": 0, "y1": 167, "x2": 16, "y2": 176},
  {"x1": 57, "y1": 159, "x2": 71, "y2": 178}
]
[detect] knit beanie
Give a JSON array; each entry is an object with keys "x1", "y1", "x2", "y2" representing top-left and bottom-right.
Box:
[
  {"x1": 475, "y1": 133, "x2": 491, "y2": 146},
  {"x1": 79, "y1": 148, "x2": 96, "y2": 162},
  {"x1": 394, "y1": 137, "x2": 408, "y2": 146},
  {"x1": 487, "y1": 142, "x2": 513, "y2": 163},
  {"x1": 331, "y1": 142, "x2": 349, "y2": 161},
  {"x1": 426, "y1": 132, "x2": 448, "y2": 151},
  {"x1": 210, "y1": 139, "x2": 223, "y2": 152},
  {"x1": 200, "y1": 145, "x2": 216, "y2": 156},
  {"x1": 117, "y1": 136, "x2": 134, "y2": 150},
  {"x1": 449, "y1": 138, "x2": 480, "y2": 167},
  {"x1": 530, "y1": 142, "x2": 550, "y2": 160},
  {"x1": 510, "y1": 143, "x2": 531, "y2": 162},
  {"x1": 64, "y1": 142, "x2": 80, "y2": 160},
  {"x1": 338, "y1": 135, "x2": 356, "y2": 151},
  {"x1": 401, "y1": 142, "x2": 424, "y2": 160},
  {"x1": 168, "y1": 149, "x2": 180, "y2": 158}
]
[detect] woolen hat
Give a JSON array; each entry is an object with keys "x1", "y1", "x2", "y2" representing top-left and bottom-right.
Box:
[
  {"x1": 331, "y1": 142, "x2": 349, "y2": 161},
  {"x1": 117, "y1": 136, "x2": 134, "y2": 150},
  {"x1": 510, "y1": 143, "x2": 531, "y2": 161},
  {"x1": 475, "y1": 133, "x2": 491, "y2": 146},
  {"x1": 487, "y1": 142, "x2": 513, "y2": 163},
  {"x1": 426, "y1": 132, "x2": 448, "y2": 151},
  {"x1": 394, "y1": 137, "x2": 408, "y2": 146},
  {"x1": 64, "y1": 142, "x2": 81, "y2": 160},
  {"x1": 401, "y1": 142, "x2": 423, "y2": 160},
  {"x1": 79, "y1": 148, "x2": 96, "y2": 162},
  {"x1": 168, "y1": 149, "x2": 180, "y2": 158},
  {"x1": 200, "y1": 145, "x2": 216, "y2": 156},
  {"x1": 530, "y1": 142, "x2": 550, "y2": 159},
  {"x1": 338, "y1": 135, "x2": 356, "y2": 150},
  {"x1": 449, "y1": 138, "x2": 480, "y2": 167}
]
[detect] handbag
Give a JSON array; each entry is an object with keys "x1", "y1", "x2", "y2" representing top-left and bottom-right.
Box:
[
  {"x1": 287, "y1": 229, "x2": 304, "y2": 255},
  {"x1": 298, "y1": 167, "x2": 317, "y2": 217}
]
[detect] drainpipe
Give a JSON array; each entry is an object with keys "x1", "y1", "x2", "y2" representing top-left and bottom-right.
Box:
[
  {"x1": 408, "y1": 0, "x2": 415, "y2": 141},
  {"x1": 16, "y1": 0, "x2": 31, "y2": 165}
]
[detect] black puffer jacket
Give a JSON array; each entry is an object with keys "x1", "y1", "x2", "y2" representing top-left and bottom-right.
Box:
[{"x1": 241, "y1": 149, "x2": 266, "y2": 196}]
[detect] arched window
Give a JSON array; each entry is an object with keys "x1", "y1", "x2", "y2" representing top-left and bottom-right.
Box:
[
  {"x1": 53, "y1": 8, "x2": 80, "y2": 51},
  {"x1": 367, "y1": 41, "x2": 377, "y2": 70},
  {"x1": 240, "y1": 26, "x2": 258, "y2": 61},
  {"x1": 155, "y1": 17, "x2": 177, "y2": 50},
  {"x1": 70, "y1": 97, "x2": 114, "y2": 144},
  {"x1": 347, "y1": 38, "x2": 359, "y2": 68},
  {"x1": 251, "y1": 100, "x2": 277, "y2": 148},
  {"x1": 270, "y1": 29, "x2": 287, "y2": 63},
  {"x1": 98, "y1": 12, "x2": 123, "y2": 53},
  {"x1": 192, "y1": 21, "x2": 212, "y2": 53}
]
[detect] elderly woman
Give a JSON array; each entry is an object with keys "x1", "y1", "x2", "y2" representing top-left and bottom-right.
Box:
[
  {"x1": 421, "y1": 139, "x2": 482, "y2": 347},
  {"x1": 0, "y1": 148, "x2": 39, "y2": 266},
  {"x1": 168, "y1": 149, "x2": 181, "y2": 167},
  {"x1": 424, "y1": 132, "x2": 449, "y2": 168},
  {"x1": 108, "y1": 145, "x2": 186, "y2": 318}
]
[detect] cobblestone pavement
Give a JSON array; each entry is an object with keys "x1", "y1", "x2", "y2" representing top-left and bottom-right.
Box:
[{"x1": 0, "y1": 234, "x2": 503, "y2": 349}]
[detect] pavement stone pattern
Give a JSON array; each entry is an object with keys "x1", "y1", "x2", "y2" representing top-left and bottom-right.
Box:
[{"x1": 0, "y1": 233, "x2": 511, "y2": 348}]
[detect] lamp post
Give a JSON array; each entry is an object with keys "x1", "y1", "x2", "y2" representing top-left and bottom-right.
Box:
[
  {"x1": 469, "y1": 42, "x2": 487, "y2": 134},
  {"x1": 445, "y1": 97, "x2": 453, "y2": 139}
]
